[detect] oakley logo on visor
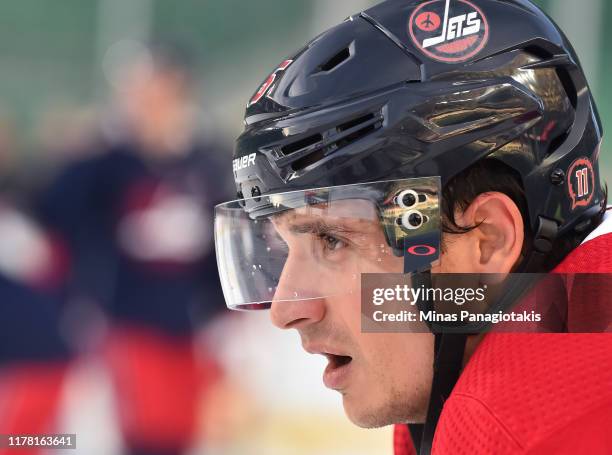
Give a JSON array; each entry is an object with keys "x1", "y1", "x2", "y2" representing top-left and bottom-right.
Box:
[{"x1": 407, "y1": 245, "x2": 438, "y2": 256}]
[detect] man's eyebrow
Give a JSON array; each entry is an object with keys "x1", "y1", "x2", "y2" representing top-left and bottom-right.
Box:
[{"x1": 287, "y1": 220, "x2": 356, "y2": 235}]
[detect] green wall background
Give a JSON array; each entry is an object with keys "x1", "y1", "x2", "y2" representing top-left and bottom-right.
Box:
[{"x1": 0, "y1": 0, "x2": 609, "y2": 179}]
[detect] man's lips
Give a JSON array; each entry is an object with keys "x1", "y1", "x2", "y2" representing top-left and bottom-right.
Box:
[
  {"x1": 303, "y1": 344, "x2": 353, "y2": 390},
  {"x1": 322, "y1": 353, "x2": 353, "y2": 390}
]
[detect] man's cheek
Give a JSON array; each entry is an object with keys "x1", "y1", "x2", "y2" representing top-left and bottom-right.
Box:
[
  {"x1": 357, "y1": 335, "x2": 389, "y2": 381},
  {"x1": 340, "y1": 293, "x2": 364, "y2": 344}
]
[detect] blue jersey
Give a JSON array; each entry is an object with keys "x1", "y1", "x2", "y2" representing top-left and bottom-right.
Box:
[{"x1": 37, "y1": 140, "x2": 232, "y2": 334}]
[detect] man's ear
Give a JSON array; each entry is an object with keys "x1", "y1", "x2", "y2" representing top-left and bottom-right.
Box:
[{"x1": 455, "y1": 192, "x2": 524, "y2": 273}]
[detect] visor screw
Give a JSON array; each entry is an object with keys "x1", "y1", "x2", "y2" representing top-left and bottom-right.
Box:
[
  {"x1": 251, "y1": 186, "x2": 262, "y2": 201},
  {"x1": 550, "y1": 169, "x2": 565, "y2": 185}
]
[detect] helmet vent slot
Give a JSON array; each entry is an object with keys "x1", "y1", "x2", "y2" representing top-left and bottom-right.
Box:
[
  {"x1": 290, "y1": 112, "x2": 382, "y2": 172},
  {"x1": 334, "y1": 113, "x2": 378, "y2": 149},
  {"x1": 337, "y1": 113, "x2": 375, "y2": 132},
  {"x1": 270, "y1": 110, "x2": 383, "y2": 175},
  {"x1": 319, "y1": 47, "x2": 351, "y2": 72},
  {"x1": 555, "y1": 67, "x2": 578, "y2": 109},
  {"x1": 281, "y1": 134, "x2": 323, "y2": 156},
  {"x1": 546, "y1": 129, "x2": 570, "y2": 157},
  {"x1": 291, "y1": 149, "x2": 326, "y2": 171}
]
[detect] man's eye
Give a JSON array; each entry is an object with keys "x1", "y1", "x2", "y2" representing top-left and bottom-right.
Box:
[{"x1": 321, "y1": 234, "x2": 347, "y2": 252}]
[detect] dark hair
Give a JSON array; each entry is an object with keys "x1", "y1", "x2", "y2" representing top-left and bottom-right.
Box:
[{"x1": 441, "y1": 159, "x2": 608, "y2": 271}]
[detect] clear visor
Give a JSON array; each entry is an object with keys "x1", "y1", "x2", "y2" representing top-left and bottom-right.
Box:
[{"x1": 214, "y1": 177, "x2": 441, "y2": 310}]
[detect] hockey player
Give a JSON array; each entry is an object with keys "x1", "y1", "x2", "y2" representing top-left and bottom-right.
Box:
[
  {"x1": 214, "y1": 0, "x2": 612, "y2": 453},
  {"x1": 38, "y1": 44, "x2": 228, "y2": 455}
]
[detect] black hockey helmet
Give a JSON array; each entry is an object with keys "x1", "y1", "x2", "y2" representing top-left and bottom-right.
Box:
[{"x1": 232, "y1": 0, "x2": 602, "y2": 246}]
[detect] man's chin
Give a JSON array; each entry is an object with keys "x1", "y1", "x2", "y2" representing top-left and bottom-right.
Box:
[
  {"x1": 342, "y1": 395, "x2": 398, "y2": 429},
  {"x1": 341, "y1": 393, "x2": 427, "y2": 429}
]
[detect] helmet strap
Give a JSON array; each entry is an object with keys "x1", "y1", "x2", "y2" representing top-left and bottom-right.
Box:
[
  {"x1": 403, "y1": 248, "x2": 468, "y2": 455},
  {"x1": 520, "y1": 216, "x2": 559, "y2": 273},
  {"x1": 410, "y1": 333, "x2": 467, "y2": 455}
]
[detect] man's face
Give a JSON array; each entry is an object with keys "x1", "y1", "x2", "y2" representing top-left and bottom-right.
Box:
[
  {"x1": 267, "y1": 190, "x2": 525, "y2": 427},
  {"x1": 269, "y1": 200, "x2": 441, "y2": 427}
]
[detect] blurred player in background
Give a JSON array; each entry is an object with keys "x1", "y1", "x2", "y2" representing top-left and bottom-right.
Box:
[
  {"x1": 0, "y1": 111, "x2": 72, "y2": 455},
  {"x1": 36, "y1": 44, "x2": 231, "y2": 455}
]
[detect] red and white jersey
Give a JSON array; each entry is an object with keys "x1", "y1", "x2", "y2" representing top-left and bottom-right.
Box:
[
  {"x1": 394, "y1": 209, "x2": 612, "y2": 455},
  {"x1": 556, "y1": 209, "x2": 612, "y2": 273}
]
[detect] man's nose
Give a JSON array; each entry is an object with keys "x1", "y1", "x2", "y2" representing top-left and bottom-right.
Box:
[{"x1": 269, "y1": 253, "x2": 326, "y2": 330}]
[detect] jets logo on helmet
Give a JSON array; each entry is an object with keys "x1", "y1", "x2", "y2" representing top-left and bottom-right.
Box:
[{"x1": 409, "y1": 0, "x2": 489, "y2": 63}]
